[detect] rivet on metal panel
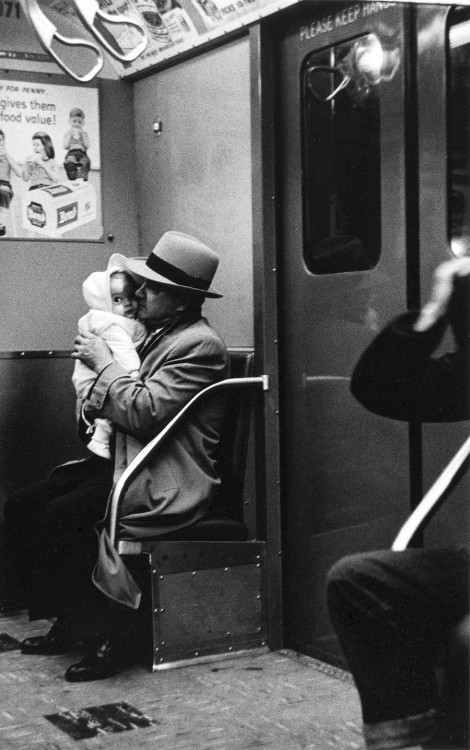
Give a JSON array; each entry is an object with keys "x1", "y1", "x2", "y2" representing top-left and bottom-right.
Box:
[
  {"x1": 159, "y1": 575, "x2": 164, "y2": 579},
  {"x1": 161, "y1": 641, "x2": 165, "y2": 645},
  {"x1": 192, "y1": 571, "x2": 196, "y2": 576},
  {"x1": 226, "y1": 632, "x2": 230, "y2": 636},
  {"x1": 261, "y1": 642, "x2": 266, "y2": 646},
  {"x1": 155, "y1": 647, "x2": 159, "y2": 651},
  {"x1": 21, "y1": 352, "x2": 25, "y2": 356},
  {"x1": 224, "y1": 567, "x2": 229, "y2": 572},
  {"x1": 229, "y1": 646, "x2": 233, "y2": 651},
  {"x1": 160, "y1": 658, "x2": 164, "y2": 662},
  {"x1": 195, "y1": 651, "x2": 199, "y2": 656},
  {"x1": 257, "y1": 595, "x2": 261, "y2": 600},
  {"x1": 256, "y1": 564, "x2": 261, "y2": 568},
  {"x1": 160, "y1": 608, "x2": 165, "y2": 613},
  {"x1": 152, "y1": 569, "x2": 157, "y2": 574},
  {"x1": 272, "y1": 267, "x2": 276, "y2": 272},
  {"x1": 154, "y1": 608, "x2": 158, "y2": 613},
  {"x1": 258, "y1": 627, "x2": 262, "y2": 632}
]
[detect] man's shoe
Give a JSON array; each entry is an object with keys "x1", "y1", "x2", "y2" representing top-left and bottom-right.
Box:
[
  {"x1": 64, "y1": 639, "x2": 132, "y2": 682},
  {"x1": 21, "y1": 629, "x2": 83, "y2": 655}
]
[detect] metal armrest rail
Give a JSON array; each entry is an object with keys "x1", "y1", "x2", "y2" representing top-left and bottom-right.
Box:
[
  {"x1": 392, "y1": 434, "x2": 470, "y2": 551},
  {"x1": 109, "y1": 375, "x2": 269, "y2": 547}
]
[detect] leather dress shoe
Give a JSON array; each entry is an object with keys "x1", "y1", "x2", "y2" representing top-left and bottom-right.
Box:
[
  {"x1": 21, "y1": 630, "x2": 84, "y2": 655},
  {"x1": 65, "y1": 639, "x2": 132, "y2": 682}
]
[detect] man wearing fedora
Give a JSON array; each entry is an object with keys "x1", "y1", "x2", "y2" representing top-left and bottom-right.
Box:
[{"x1": 5, "y1": 231, "x2": 229, "y2": 681}]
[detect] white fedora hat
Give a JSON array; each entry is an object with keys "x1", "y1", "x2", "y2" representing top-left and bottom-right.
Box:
[{"x1": 126, "y1": 231, "x2": 222, "y2": 298}]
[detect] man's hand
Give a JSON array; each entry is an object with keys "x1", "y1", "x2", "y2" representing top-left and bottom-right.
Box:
[
  {"x1": 71, "y1": 332, "x2": 114, "y2": 373},
  {"x1": 414, "y1": 257, "x2": 470, "y2": 332}
]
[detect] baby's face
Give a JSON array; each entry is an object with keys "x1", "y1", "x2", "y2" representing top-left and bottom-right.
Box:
[{"x1": 110, "y1": 274, "x2": 139, "y2": 319}]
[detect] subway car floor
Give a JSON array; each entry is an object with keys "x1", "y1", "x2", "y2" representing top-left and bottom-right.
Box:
[{"x1": 0, "y1": 610, "x2": 365, "y2": 750}]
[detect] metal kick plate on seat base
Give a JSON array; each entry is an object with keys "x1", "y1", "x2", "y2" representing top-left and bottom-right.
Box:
[
  {"x1": 152, "y1": 645, "x2": 269, "y2": 671},
  {"x1": 150, "y1": 540, "x2": 265, "y2": 574},
  {"x1": 149, "y1": 541, "x2": 267, "y2": 668}
]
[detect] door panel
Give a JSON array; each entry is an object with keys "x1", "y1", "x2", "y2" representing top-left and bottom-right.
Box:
[{"x1": 276, "y1": 3, "x2": 410, "y2": 662}]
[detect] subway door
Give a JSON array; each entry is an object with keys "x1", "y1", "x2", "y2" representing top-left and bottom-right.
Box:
[
  {"x1": 417, "y1": 5, "x2": 470, "y2": 547},
  {"x1": 276, "y1": 3, "x2": 411, "y2": 662}
]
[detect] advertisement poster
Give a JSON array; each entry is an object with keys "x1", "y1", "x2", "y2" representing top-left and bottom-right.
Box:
[{"x1": 0, "y1": 76, "x2": 102, "y2": 240}]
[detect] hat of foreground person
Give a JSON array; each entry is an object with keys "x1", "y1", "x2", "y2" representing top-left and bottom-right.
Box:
[{"x1": 126, "y1": 231, "x2": 222, "y2": 298}]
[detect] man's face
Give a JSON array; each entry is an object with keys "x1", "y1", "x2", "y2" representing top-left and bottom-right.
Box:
[{"x1": 135, "y1": 279, "x2": 183, "y2": 328}]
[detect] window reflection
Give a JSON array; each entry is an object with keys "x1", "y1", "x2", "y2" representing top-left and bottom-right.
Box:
[{"x1": 301, "y1": 39, "x2": 381, "y2": 274}]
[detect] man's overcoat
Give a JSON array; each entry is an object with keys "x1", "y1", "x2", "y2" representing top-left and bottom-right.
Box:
[{"x1": 85, "y1": 314, "x2": 229, "y2": 540}]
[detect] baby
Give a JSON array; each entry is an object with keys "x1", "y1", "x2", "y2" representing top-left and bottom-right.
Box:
[{"x1": 72, "y1": 254, "x2": 146, "y2": 460}]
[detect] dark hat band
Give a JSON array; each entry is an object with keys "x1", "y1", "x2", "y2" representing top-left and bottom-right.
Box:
[{"x1": 146, "y1": 252, "x2": 210, "y2": 291}]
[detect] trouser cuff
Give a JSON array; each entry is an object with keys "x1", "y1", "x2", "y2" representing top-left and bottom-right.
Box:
[{"x1": 364, "y1": 709, "x2": 437, "y2": 749}]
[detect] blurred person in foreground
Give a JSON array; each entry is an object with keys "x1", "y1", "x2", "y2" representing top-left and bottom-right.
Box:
[{"x1": 327, "y1": 257, "x2": 470, "y2": 750}]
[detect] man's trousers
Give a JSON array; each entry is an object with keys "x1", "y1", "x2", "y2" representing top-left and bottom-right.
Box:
[
  {"x1": 3, "y1": 455, "x2": 113, "y2": 630},
  {"x1": 327, "y1": 548, "x2": 469, "y2": 748}
]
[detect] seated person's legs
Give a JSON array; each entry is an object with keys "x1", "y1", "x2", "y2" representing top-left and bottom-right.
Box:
[
  {"x1": 35, "y1": 475, "x2": 111, "y2": 622},
  {"x1": 76, "y1": 152, "x2": 90, "y2": 180},
  {"x1": 4, "y1": 457, "x2": 113, "y2": 652},
  {"x1": 437, "y1": 614, "x2": 470, "y2": 748},
  {"x1": 4, "y1": 478, "x2": 57, "y2": 606},
  {"x1": 327, "y1": 548, "x2": 469, "y2": 749},
  {"x1": 63, "y1": 152, "x2": 78, "y2": 180},
  {"x1": 64, "y1": 593, "x2": 145, "y2": 682}
]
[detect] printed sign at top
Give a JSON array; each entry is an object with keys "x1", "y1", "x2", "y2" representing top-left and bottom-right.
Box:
[{"x1": 299, "y1": 2, "x2": 396, "y2": 42}]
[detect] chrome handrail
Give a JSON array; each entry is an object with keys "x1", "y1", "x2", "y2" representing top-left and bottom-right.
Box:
[
  {"x1": 109, "y1": 375, "x2": 269, "y2": 547},
  {"x1": 392, "y1": 434, "x2": 470, "y2": 551}
]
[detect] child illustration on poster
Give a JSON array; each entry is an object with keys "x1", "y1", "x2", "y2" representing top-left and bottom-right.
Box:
[
  {"x1": 0, "y1": 77, "x2": 102, "y2": 240},
  {"x1": 0, "y1": 129, "x2": 22, "y2": 237}
]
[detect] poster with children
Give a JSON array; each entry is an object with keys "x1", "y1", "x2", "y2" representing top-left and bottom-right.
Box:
[{"x1": 0, "y1": 77, "x2": 102, "y2": 240}]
